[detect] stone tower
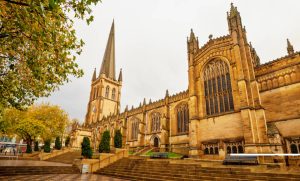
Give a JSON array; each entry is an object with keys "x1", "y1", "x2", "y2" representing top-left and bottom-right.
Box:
[{"x1": 85, "y1": 21, "x2": 122, "y2": 126}]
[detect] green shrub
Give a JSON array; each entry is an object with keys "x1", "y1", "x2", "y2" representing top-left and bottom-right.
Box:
[
  {"x1": 26, "y1": 142, "x2": 32, "y2": 153},
  {"x1": 44, "y1": 139, "x2": 51, "y2": 153},
  {"x1": 54, "y1": 137, "x2": 62, "y2": 150},
  {"x1": 114, "y1": 130, "x2": 122, "y2": 148},
  {"x1": 81, "y1": 137, "x2": 92, "y2": 159},
  {"x1": 34, "y1": 141, "x2": 39, "y2": 151},
  {"x1": 99, "y1": 130, "x2": 110, "y2": 153},
  {"x1": 65, "y1": 136, "x2": 70, "y2": 147}
]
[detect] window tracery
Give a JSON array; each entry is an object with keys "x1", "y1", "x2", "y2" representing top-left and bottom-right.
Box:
[
  {"x1": 176, "y1": 104, "x2": 189, "y2": 133},
  {"x1": 105, "y1": 86, "x2": 110, "y2": 98},
  {"x1": 203, "y1": 143, "x2": 219, "y2": 155},
  {"x1": 131, "y1": 118, "x2": 139, "y2": 140},
  {"x1": 289, "y1": 139, "x2": 300, "y2": 154},
  {"x1": 151, "y1": 112, "x2": 160, "y2": 133},
  {"x1": 112, "y1": 88, "x2": 116, "y2": 100},
  {"x1": 226, "y1": 142, "x2": 244, "y2": 154},
  {"x1": 204, "y1": 59, "x2": 234, "y2": 116}
]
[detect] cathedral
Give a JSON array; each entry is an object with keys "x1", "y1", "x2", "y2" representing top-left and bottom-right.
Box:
[{"x1": 71, "y1": 4, "x2": 300, "y2": 163}]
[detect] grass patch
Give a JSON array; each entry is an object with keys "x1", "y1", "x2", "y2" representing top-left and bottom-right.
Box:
[
  {"x1": 142, "y1": 151, "x2": 183, "y2": 158},
  {"x1": 128, "y1": 150, "x2": 134, "y2": 155}
]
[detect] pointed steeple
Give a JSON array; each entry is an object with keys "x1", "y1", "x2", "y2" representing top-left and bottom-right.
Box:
[
  {"x1": 287, "y1": 38, "x2": 295, "y2": 55},
  {"x1": 143, "y1": 98, "x2": 146, "y2": 105},
  {"x1": 92, "y1": 68, "x2": 96, "y2": 81},
  {"x1": 165, "y1": 89, "x2": 169, "y2": 97},
  {"x1": 118, "y1": 68, "x2": 122, "y2": 82},
  {"x1": 100, "y1": 20, "x2": 116, "y2": 80},
  {"x1": 187, "y1": 29, "x2": 199, "y2": 54},
  {"x1": 227, "y1": 3, "x2": 244, "y2": 35},
  {"x1": 229, "y1": 2, "x2": 239, "y2": 18},
  {"x1": 189, "y1": 29, "x2": 195, "y2": 41}
]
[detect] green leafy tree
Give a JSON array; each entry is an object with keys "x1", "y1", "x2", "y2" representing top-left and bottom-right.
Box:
[
  {"x1": 14, "y1": 117, "x2": 45, "y2": 153},
  {"x1": 2, "y1": 104, "x2": 69, "y2": 149},
  {"x1": 54, "y1": 136, "x2": 62, "y2": 150},
  {"x1": 28, "y1": 104, "x2": 69, "y2": 141},
  {"x1": 81, "y1": 137, "x2": 92, "y2": 159},
  {"x1": 34, "y1": 141, "x2": 39, "y2": 151},
  {"x1": 44, "y1": 139, "x2": 51, "y2": 153},
  {"x1": 99, "y1": 130, "x2": 110, "y2": 153},
  {"x1": 65, "y1": 136, "x2": 70, "y2": 147},
  {"x1": 0, "y1": 0, "x2": 102, "y2": 109},
  {"x1": 114, "y1": 130, "x2": 122, "y2": 148}
]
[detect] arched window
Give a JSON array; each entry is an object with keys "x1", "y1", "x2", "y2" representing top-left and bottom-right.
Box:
[
  {"x1": 203, "y1": 144, "x2": 219, "y2": 155},
  {"x1": 112, "y1": 88, "x2": 116, "y2": 100},
  {"x1": 204, "y1": 59, "x2": 234, "y2": 116},
  {"x1": 227, "y1": 146, "x2": 231, "y2": 154},
  {"x1": 131, "y1": 119, "x2": 139, "y2": 140},
  {"x1": 204, "y1": 148, "x2": 209, "y2": 154},
  {"x1": 177, "y1": 104, "x2": 189, "y2": 133},
  {"x1": 214, "y1": 147, "x2": 219, "y2": 154},
  {"x1": 232, "y1": 146, "x2": 237, "y2": 153},
  {"x1": 209, "y1": 147, "x2": 214, "y2": 154},
  {"x1": 151, "y1": 113, "x2": 160, "y2": 132},
  {"x1": 291, "y1": 144, "x2": 298, "y2": 154},
  {"x1": 105, "y1": 86, "x2": 110, "y2": 98},
  {"x1": 238, "y1": 145, "x2": 244, "y2": 153}
]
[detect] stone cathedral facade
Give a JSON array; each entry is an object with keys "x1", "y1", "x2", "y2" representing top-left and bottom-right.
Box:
[{"x1": 71, "y1": 4, "x2": 300, "y2": 162}]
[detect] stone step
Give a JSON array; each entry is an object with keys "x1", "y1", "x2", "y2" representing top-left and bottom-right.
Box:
[
  {"x1": 0, "y1": 166, "x2": 80, "y2": 176},
  {"x1": 96, "y1": 158, "x2": 300, "y2": 181},
  {"x1": 99, "y1": 167, "x2": 272, "y2": 180},
  {"x1": 107, "y1": 161, "x2": 300, "y2": 179},
  {"x1": 104, "y1": 167, "x2": 299, "y2": 180},
  {"x1": 98, "y1": 169, "x2": 256, "y2": 181},
  {"x1": 107, "y1": 165, "x2": 251, "y2": 174}
]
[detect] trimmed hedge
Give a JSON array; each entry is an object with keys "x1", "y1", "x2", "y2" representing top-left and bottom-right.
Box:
[
  {"x1": 99, "y1": 130, "x2": 110, "y2": 153},
  {"x1": 114, "y1": 130, "x2": 122, "y2": 148},
  {"x1": 81, "y1": 137, "x2": 92, "y2": 159}
]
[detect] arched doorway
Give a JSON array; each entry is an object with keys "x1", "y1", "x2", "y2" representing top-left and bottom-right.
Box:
[{"x1": 154, "y1": 137, "x2": 159, "y2": 147}]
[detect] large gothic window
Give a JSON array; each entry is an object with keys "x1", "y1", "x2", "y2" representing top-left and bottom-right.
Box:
[
  {"x1": 177, "y1": 104, "x2": 189, "y2": 133},
  {"x1": 112, "y1": 88, "x2": 116, "y2": 100},
  {"x1": 131, "y1": 119, "x2": 139, "y2": 140},
  {"x1": 204, "y1": 59, "x2": 234, "y2": 116},
  {"x1": 105, "y1": 86, "x2": 110, "y2": 98},
  {"x1": 151, "y1": 113, "x2": 160, "y2": 133}
]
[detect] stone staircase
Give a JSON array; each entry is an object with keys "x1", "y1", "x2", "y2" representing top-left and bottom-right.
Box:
[
  {"x1": 96, "y1": 158, "x2": 300, "y2": 181},
  {"x1": 0, "y1": 166, "x2": 80, "y2": 176},
  {"x1": 45, "y1": 150, "x2": 81, "y2": 164}
]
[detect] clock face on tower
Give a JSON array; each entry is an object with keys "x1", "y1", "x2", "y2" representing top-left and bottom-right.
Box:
[{"x1": 92, "y1": 106, "x2": 97, "y2": 113}]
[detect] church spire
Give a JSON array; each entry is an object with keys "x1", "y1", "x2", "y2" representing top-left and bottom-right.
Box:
[
  {"x1": 100, "y1": 20, "x2": 116, "y2": 80},
  {"x1": 287, "y1": 38, "x2": 295, "y2": 55},
  {"x1": 92, "y1": 68, "x2": 96, "y2": 81},
  {"x1": 118, "y1": 68, "x2": 122, "y2": 82}
]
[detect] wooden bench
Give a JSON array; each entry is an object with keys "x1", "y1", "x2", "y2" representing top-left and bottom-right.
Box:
[
  {"x1": 223, "y1": 155, "x2": 258, "y2": 165},
  {"x1": 150, "y1": 152, "x2": 168, "y2": 159}
]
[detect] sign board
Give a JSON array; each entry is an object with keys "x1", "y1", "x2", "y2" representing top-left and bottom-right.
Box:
[{"x1": 81, "y1": 164, "x2": 89, "y2": 174}]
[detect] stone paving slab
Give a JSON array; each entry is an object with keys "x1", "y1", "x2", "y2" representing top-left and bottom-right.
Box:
[
  {"x1": 0, "y1": 160, "x2": 71, "y2": 166},
  {"x1": 0, "y1": 174, "x2": 127, "y2": 181}
]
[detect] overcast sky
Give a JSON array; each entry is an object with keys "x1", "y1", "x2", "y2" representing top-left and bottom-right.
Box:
[{"x1": 38, "y1": 0, "x2": 300, "y2": 123}]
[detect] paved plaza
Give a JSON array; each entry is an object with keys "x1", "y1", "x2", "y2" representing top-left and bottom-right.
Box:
[
  {"x1": 0, "y1": 160, "x2": 71, "y2": 166},
  {"x1": 0, "y1": 174, "x2": 126, "y2": 181}
]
